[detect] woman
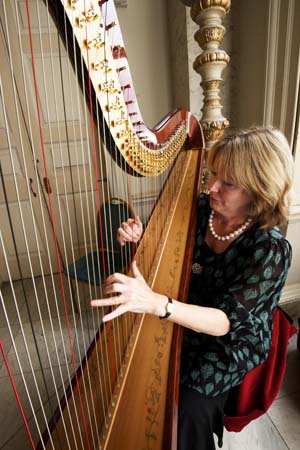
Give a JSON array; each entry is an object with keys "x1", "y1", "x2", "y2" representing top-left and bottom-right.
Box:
[{"x1": 91, "y1": 126, "x2": 294, "y2": 449}]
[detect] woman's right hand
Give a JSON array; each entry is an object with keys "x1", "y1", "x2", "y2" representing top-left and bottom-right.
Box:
[{"x1": 117, "y1": 217, "x2": 143, "y2": 246}]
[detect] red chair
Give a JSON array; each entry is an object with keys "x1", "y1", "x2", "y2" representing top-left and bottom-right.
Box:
[{"x1": 224, "y1": 307, "x2": 297, "y2": 432}]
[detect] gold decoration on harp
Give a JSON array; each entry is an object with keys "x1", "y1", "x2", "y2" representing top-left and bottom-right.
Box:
[
  {"x1": 99, "y1": 80, "x2": 119, "y2": 94},
  {"x1": 110, "y1": 110, "x2": 128, "y2": 127},
  {"x1": 62, "y1": 0, "x2": 189, "y2": 176},
  {"x1": 119, "y1": 124, "x2": 188, "y2": 176},
  {"x1": 68, "y1": 0, "x2": 79, "y2": 9},
  {"x1": 92, "y1": 59, "x2": 112, "y2": 72},
  {"x1": 85, "y1": 34, "x2": 105, "y2": 49},
  {"x1": 105, "y1": 96, "x2": 123, "y2": 112},
  {"x1": 77, "y1": 6, "x2": 99, "y2": 27}
]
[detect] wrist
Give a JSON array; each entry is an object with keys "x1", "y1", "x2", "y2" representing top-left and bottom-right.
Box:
[
  {"x1": 158, "y1": 295, "x2": 173, "y2": 320},
  {"x1": 153, "y1": 294, "x2": 168, "y2": 317}
]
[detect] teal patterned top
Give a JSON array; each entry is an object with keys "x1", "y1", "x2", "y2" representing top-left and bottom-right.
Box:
[{"x1": 180, "y1": 193, "x2": 292, "y2": 397}]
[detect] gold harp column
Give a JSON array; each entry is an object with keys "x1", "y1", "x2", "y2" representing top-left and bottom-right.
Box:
[{"x1": 186, "y1": 0, "x2": 231, "y2": 148}]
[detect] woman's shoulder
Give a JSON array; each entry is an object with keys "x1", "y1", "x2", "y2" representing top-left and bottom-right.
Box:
[
  {"x1": 254, "y1": 226, "x2": 290, "y2": 249},
  {"x1": 247, "y1": 226, "x2": 292, "y2": 268}
]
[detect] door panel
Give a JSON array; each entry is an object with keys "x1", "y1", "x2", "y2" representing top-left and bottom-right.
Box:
[{"x1": 0, "y1": 0, "x2": 109, "y2": 281}]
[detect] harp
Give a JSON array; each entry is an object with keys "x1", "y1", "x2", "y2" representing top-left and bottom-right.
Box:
[{"x1": 0, "y1": 1, "x2": 204, "y2": 449}]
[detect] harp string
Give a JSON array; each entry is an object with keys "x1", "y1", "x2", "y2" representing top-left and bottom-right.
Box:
[
  {"x1": 76, "y1": 0, "x2": 116, "y2": 428},
  {"x1": 92, "y1": 0, "x2": 122, "y2": 398},
  {"x1": 0, "y1": 158, "x2": 59, "y2": 450},
  {"x1": 0, "y1": 50, "x2": 78, "y2": 447},
  {"x1": 0, "y1": 0, "x2": 192, "y2": 447},
  {"x1": 0, "y1": 237, "x2": 54, "y2": 450},
  {"x1": 62, "y1": 2, "x2": 113, "y2": 421},
  {"x1": 105, "y1": 3, "x2": 146, "y2": 390},
  {"x1": 71, "y1": 0, "x2": 126, "y2": 434},
  {"x1": 0, "y1": 149, "x2": 64, "y2": 450},
  {"x1": 56, "y1": 0, "x2": 103, "y2": 376},
  {"x1": 0, "y1": 287, "x2": 45, "y2": 450},
  {"x1": 62, "y1": 0, "x2": 125, "y2": 436},
  {"x1": 38, "y1": 1, "x2": 105, "y2": 446},
  {"x1": 23, "y1": 1, "x2": 99, "y2": 447},
  {"x1": 0, "y1": 2, "x2": 116, "y2": 446},
  {"x1": 47, "y1": 1, "x2": 112, "y2": 442},
  {"x1": 43, "y1": 0, "x2": 110, "y2": 441},
  {"x1": 0, "y1": 339, "x2": 36, "y2": 450},
  {"x1": 101, "y1": 3, "x2": 122, "y2": 388},
  {"x1": 86, "y1": 3, "x2": 144, "y2": 419},
  {"x1": 1, "y1": 2, "x2": 87, "y2": 447},
  {"x1": 102, "y1": 4, "x2": 135, "y2": 357}
]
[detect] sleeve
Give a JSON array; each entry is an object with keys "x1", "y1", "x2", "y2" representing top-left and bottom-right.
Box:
[{"x1": 216, "y1": 233, "x2": 292, "y2": 379}]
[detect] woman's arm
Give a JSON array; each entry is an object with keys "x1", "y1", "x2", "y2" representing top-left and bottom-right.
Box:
[{"x1": 91, "y1": 260, "x2": 230, "y2": 336}]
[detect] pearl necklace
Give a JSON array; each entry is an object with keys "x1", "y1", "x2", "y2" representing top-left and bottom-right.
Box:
[{"x1": 208, "y1": 210, "x2": 252, "y2": 241}]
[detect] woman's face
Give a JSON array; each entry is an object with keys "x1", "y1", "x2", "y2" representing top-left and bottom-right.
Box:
[{"x1": 207, "y1": 169, "x2": 252, "y2": 219}]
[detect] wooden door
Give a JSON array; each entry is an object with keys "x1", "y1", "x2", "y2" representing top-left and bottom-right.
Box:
[
  {"x1": 0, "y1": 0, "x2": 109, "y2": 281},
  {"x1": 0, "y1": 15, "x2": 58, "y2": 280}
]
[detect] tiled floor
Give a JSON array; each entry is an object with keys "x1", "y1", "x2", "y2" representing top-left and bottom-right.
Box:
[
  {"x1": 0, "y1": 275, "x2": 99, "y2": 450},
  {"x1": 0, "y1": 276, "x2": 300, "y2": 450}
]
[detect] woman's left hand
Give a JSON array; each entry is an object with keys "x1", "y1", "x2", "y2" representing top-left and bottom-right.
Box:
[{"x1": 91, "y1": 260, "x2": 162, "y2": 322}]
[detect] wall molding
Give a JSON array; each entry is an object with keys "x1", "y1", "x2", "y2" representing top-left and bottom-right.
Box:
[
  {"x1": 263, "y1": 0, "x2": 280, "y2": 125},
  {"x1": 115, "y1": 0, "x2": 128, "y2": 7},
  {"x1": 280, "y1": 283, "x2": 300, "y2": 324},
  {"x1": 281, "y1": 283, "x2": 300, "y2": 302},
  {"x1": 289, "y1": 202, "x2": 300, "y2": 223},
  {"x1": 279, "y1": 0, "x2": 295, "y2": 131}
]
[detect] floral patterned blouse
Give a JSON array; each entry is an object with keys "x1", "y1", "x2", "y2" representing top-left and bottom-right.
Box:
[{"x1": 180, "y1": 193, "x2": 292, "y2": 397}]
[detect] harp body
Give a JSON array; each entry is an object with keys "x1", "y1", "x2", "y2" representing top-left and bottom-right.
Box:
[
  {"x1": 42, "y1": 147, "x2": 203, "y2": 450},
  {"x1": 0, "y1": 1, "x2": 204, "y2": 449}
]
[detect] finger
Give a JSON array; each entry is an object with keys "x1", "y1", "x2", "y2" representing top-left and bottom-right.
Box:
[
  {"x1": 104, "y1": 282, "x2": 125, "y2": 296},
  {"x1": 117, "y1": 236, "x2": 126, "y2": 246},
  {"x1": 121, "y1": 219, "x2": 136, "y2": 230},
  {"x1": 102, "y1": 304, "x2": 129, "y2": 322},
  {"x1": 132, "y1": 223, "x2": 141, "y2": 237},
  {"x1": 131, "y1": 260, "x2": 144, "y2": 280},
  {"x1": 133, "y1": 218, "x2": 143, "y2": 240},
  {"x1": 118, "y1": 226, "x2": 135, "y2": 242},
  {"x1": 134, "y1": 216, "x2": 142, "y2": 227},
  {"x1": 122, "y1": 223, "x2": 137, "y2": 238},
  {"x1": 118, "y1": 227, "x2": 131, "y2": 238},
  {"x1": 122, "y1": 220, "x2": 141, "y2": 240},
  {"x1": 91, "y1": 297, "x2": 122, "y2": 308},
  {"x1": 117, "y1": 228, "x2": 127, "y2": 246},
  {"x1": 105, "y1": 272, "x2": 130, "y2": 286}
]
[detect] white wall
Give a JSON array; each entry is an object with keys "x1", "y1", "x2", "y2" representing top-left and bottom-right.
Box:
[{"x1": 116, "y1": 1, "x2": 173, "y2": 128}]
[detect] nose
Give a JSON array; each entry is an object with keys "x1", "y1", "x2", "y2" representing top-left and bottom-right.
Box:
[{"x1": 209, "y1": 177, "x2": 222, "y2": 192}]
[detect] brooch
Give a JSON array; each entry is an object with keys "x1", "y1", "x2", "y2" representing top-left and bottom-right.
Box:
[{"x1": 192, "y1": 262, "x2": 203, "y2": 274}]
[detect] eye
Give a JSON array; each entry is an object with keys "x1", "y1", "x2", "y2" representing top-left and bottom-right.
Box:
[
  {"x1": 223, "y1": 179, "x2": 236, "y2": 188},
  {"x1": 223, "y1": 180, "x2": 234, "y2": 187}
]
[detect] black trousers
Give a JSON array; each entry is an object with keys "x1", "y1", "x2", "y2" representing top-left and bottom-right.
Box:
[{"x1": 177, "y1": 386, "x2": 229, "y2": 450}]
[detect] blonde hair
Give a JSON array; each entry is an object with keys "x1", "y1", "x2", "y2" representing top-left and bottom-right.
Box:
[{"x1": 207, "y1": 126, "x2": 294, "y2": 229}]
